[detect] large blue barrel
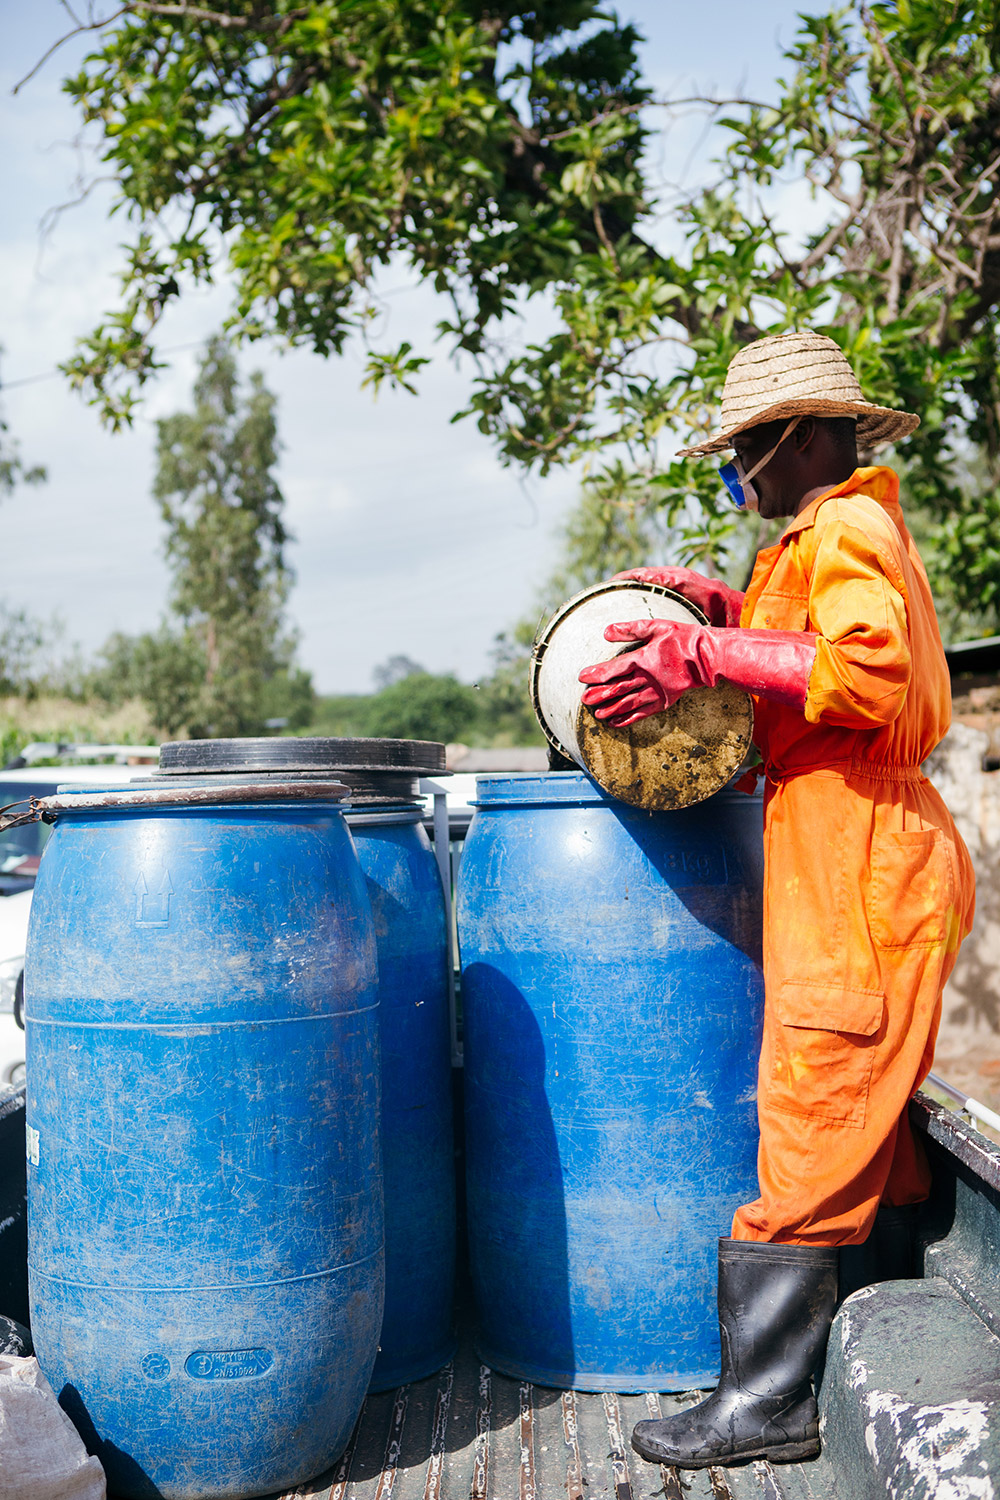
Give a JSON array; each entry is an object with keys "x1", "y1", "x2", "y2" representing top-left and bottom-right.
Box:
[
  {"x1": 25, "y1": 780, "x2": 382, "y2": 1500},
  {"x1": 155, "y1": 737, "x2": 457, "y2": 1393},
  {"x1": 347, "y1": 806, "x2": 455, "y2": 1390},
  {"x1": 457, "y1": 771, "x2": 764, "y2": 1392}
]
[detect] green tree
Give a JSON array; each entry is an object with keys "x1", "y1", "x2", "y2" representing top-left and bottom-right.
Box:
[
  {"x1": 301, "y1": 692, "x2": 375, "y2": 738},
  {"x1": 258, "y1": 664, "x2": 316, "y2": 731},
  {"x1": 0, "y1": 605, "x2": 50, "y2": 695},
  {"x1": 51, "y1": 1, "x2": 1000, "y2": 626},
  {"x1": 152, "y1": 335, "x2": 313, "y2": 736},
  {"x1": 0, "y1": 423, "x2": 45, "y2": 497},
  {"x1": 57, "y1": 0, "x2": 649, "y2": 428},
  {"x1": 533, "y1": 466, "x2": 692, "y2": 619},
  {"x1": 365, "y1": 671, "x2": 479, "y2": 743},
  {"x1": 87, "y1": 628, "x2": 205, "y2": 736},
  {"x1": 473, "y1": 634, "x2": 546, "y2": 746}
]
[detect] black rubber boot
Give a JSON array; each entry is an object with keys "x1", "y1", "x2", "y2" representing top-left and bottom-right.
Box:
[
  {"x1": 631, "y1": 1238, "x2": 838, "y2": 1469},
  {"x1": 839, "y1": 1202, "x2": 918, "y2": 1304}
]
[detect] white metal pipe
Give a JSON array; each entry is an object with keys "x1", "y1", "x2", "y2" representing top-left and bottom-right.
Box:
[
  {"x1": 926, "y1": 1070, "x2": 1000, "y2": 1135},
  {"x1": 420, "y1": 778, "x2": 461, "y2": 1067}
]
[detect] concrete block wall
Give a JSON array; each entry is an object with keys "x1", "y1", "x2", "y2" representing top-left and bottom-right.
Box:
[{"x1": 925, "y1": 723, "x2": 1000, "y2": 1065}]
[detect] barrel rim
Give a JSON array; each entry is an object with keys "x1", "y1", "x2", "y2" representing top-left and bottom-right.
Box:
[
  {"x1": 345, "y1": 807, "x2": 426, "y2": 827},
  {"x1": 467, "y1": 768, "x2": 759, "y2": 808},
  {"x1": 37, "y1": 780, "x2": 351, "y2": 817}
]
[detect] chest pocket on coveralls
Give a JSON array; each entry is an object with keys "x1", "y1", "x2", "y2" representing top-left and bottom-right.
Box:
[
  {"x1": 764, "y1": 986, "x2": 884, "y2": 1130},
  {"x1": 749, "y1": 588, "x2": 808, "y2": 633},
  {"x1": 871, "y1": 830, "x2": 956, "y2": 949}
]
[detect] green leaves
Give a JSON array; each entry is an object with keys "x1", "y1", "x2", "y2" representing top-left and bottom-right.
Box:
[
  {"x1": 362, "y1": 342, "x2": 432, "y2": 396},
  {"x1": 364, "y1": 670, "x2": 480, "y2": 742},
  {"x1": 61, "y1": 231, "x2": 209, "y2": 430},
  {"x1": 58, "y1": 0, "x2": 651, "y2": 424},
  {"x1": 42, "y1": 0, "x2": 1000, "y2": 627}
]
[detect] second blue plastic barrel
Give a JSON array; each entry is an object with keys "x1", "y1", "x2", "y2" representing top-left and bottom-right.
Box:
[
  {"x1": 151, "y1": 734, "x2": 458, "y2": 1395},
  {"x1": 457, "y1": 771, "x2": 764, "y2": 1392},
  {"x1": 25, "y1": 784, "x2": 382, "y2": 1500},
  {"x1": 347, "y1": 806, "x2": 456, "y2": 1390}
]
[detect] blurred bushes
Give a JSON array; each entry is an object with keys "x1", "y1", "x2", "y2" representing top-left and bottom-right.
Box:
[{"x1": 301, "y1": 647, "x2": 545, "y2": 747}]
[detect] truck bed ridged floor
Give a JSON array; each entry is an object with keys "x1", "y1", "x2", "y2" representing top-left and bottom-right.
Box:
[{"x1": 267, "y1": 1328, "x2": 836, "y2": 1500}]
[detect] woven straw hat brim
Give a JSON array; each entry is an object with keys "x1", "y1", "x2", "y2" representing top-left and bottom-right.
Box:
[
  {"x1": 677, "y1": 397, "x2": 920, "y2": 457},
  {"x1": 676, "y1": 329, "x2": 920, "y2": 457}
]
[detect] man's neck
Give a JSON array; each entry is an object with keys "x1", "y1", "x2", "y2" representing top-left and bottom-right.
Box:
[{"x1": 794, "y1": 468, "x2": 858, "y2": 516}]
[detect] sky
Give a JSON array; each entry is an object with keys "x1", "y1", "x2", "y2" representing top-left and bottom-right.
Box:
[{"x1": 0, "y1": 0, "x2": 813, "y2": 695}]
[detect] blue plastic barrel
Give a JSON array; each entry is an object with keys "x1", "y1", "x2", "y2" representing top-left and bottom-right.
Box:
[
  {"x1": 457, "y1": 771, "x2": 764, "y2": 1393},
  {"x1": 25, "y1": 781, "x2": 382, "y2": 1500},
  {"x1": 347, "y1": 806, "x2": 455, "y2": 1390},
  {"x1": 154, "y1": 734, "x2": 457, "y2": 1393}
]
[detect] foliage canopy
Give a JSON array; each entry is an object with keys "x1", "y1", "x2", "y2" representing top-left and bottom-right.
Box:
[
  {"x1": 52, "y1": 0, "x2": 1000, "y2": 627},
  {"x1": 363, "y1": 668, "x2": 480, "y2": 742}
]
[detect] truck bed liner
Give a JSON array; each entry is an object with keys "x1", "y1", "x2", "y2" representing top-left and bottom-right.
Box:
[
  {"x1": 273, "y1": 1092, "x2": 1000, "y2": 1500},
  {"x1": 7, "y1": 1086, "x2": 1000, "y2": 1499},
  {"x1": 271, "y1": 1332, "x2": 832, "y2": 1500}
]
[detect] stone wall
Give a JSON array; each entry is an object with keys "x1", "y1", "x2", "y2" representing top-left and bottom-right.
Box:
[{"x1": 924, "y1": 723, "x2": 1000, "y2": 1088}]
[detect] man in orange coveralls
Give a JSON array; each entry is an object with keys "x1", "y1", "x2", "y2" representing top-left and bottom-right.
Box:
[{"x1": 579, "y1": 330, "x2": 975, "y2": 1470}]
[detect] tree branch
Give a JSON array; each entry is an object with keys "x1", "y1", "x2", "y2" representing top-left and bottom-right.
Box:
[
  {"x1": 12, "y1": 6, "x2": 129, "y2": 94},
  {"x1": 127, "y1": 2, "x2": 312, "y2": 31},
  {"x1": 860, "y1": 4, "x2": 918, "y2": 134},
  {"x1": 791, "y1": 189, "x2": 866, "y2": 275}
]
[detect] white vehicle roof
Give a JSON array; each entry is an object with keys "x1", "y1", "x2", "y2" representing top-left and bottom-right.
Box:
[
  {"x1": 419, "y1": 772, "x2": 478, "y2": 816},
  {"x1": 0, "y1": 889, "x2": 31, "y2": 957},
  {"x1": 0, "y1": 764, "x2": 146, "y2": 789},
  {"x1": 12, "y1": 742, "x2": 158, "y2": 766}
]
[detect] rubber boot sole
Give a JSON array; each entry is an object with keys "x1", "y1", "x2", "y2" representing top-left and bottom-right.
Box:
[{"x1": 630, "y1": 1431, "x2": 821, "y2": 1468}]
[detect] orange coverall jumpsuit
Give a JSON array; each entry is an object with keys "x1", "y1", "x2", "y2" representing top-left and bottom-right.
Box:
[{"x1": 731, "y1": 466, "x2": 975, "y2": 1246}]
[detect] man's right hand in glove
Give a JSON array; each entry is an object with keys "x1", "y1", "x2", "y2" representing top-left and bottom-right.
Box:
[
  {"x1": 579, "y1": 619, "x2": 818, "y2": 725},
  {"x1": 613, "y1": 567, "x2": 745, "y2": 629}
]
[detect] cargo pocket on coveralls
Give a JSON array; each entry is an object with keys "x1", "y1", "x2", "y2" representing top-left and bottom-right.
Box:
[
  {"x1": 765, "y1": 984, "x2": 884, "y2": 1129},
  {"x1": 871, "y1": 830, "x2": 956, "y2": 949}
]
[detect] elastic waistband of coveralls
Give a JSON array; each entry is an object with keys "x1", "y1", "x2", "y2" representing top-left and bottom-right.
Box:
[{"x1": 764, "y1": 760, "x2": 927, "y2": 785}]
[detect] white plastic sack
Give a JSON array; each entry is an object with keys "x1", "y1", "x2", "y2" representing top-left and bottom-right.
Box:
[{"x1": 0, "y1": 1354, "x2": 105, "y2": 1500}]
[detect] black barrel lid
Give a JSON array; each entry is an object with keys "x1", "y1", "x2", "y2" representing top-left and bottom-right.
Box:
[{"x1": 157, "y1": 737, "x2": 446, "y2": 776}]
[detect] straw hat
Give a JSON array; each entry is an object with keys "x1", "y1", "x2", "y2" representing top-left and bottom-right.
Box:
[{"x1": 677, "y1": 330, "x2": 920, "y2": 457}]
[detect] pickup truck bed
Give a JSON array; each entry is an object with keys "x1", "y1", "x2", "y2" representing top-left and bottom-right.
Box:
[
  {"x1": 281, "y1": 1325, "x2": 828, "y2": 1500},
  {"x1": 266, "y1": 1092, "x2": 1000, "y2": 1500},
  {"x1": 3, "y1": 1088, "x2": 999, "y2": 1500}
]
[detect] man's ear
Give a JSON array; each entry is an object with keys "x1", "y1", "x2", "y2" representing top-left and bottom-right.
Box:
[{"x1": 793, "y1": 416, "x2": 816, "y2": 452}]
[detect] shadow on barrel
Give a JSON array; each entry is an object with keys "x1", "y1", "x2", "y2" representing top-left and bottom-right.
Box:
[
  {"x1": 609, "y1": 792, "x2": 765, "y2": 971},
  {"x1": 461, "y1": 964, "x2": 574, "y2": 1386},
  {"x1": 59, "y1": 1385, "x2": 165, "y2": 1499}
]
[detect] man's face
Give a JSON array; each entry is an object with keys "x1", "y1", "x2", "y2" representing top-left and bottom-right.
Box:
[{"x1": 732, "y1": 420, "x2": 799, "y2": 520}]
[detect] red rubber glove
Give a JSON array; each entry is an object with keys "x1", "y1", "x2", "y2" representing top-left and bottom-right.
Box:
[
  {"x1": 613, "y1": 568, "x2": 745, "y2": 629},
  {"x1": 579, "y1": 620, "x2": 818, "y2": 726}
]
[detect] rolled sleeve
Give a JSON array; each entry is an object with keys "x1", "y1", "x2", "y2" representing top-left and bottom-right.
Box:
[{"x1": 803, "y1": 508, "x2": 911, "y2": 729}]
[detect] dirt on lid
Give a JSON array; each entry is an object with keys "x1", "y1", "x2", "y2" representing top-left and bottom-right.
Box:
[{"x1": 575, "y1": 681, "x2": 754, "y2": 810}]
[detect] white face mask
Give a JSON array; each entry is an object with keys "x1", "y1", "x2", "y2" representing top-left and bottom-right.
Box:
[{"x1": 719, "y1": 418, "x2": 801, "y2": 513}]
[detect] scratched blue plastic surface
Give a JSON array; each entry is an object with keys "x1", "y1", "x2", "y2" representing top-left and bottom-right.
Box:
[
  {"x1": 25, "y1": 793, "x2": 382, "y2": 1500},
  {"x1": 457, "y1": 771, "x2": 765, "y2": 1393},
  {"x1": 347, "y1": 810, "x2": 455, "y2": 1391}
]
